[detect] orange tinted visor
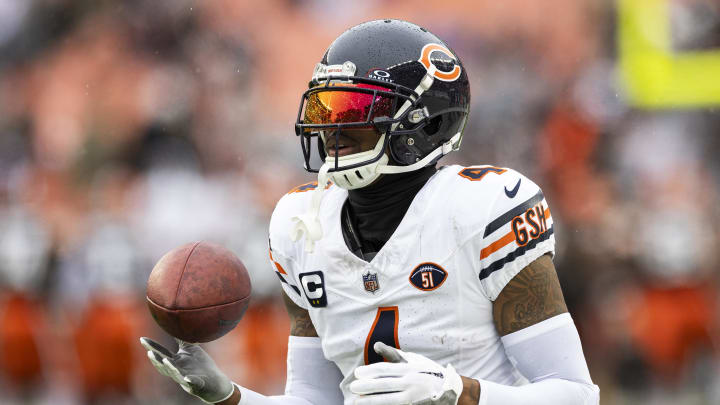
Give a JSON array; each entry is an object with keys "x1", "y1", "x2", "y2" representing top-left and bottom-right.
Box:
[{"x1": 303, "y1": 83, "x2": 394, "y2": 126}]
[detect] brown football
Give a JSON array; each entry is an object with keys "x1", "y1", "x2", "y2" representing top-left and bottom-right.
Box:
[{"x1": 146, "y1": 241, "x2": 251, "y2": 343}]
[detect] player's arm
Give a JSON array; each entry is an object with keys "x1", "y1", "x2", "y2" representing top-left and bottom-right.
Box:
[
  {"x1": 283, "y1": 290, "x2": 318, "y2": 337},
  {"x1": 492, "y1": 253, "x2": 567, "y2": 335},
  {"x1": 235, "y1": 291, "x2": 343, "y2": 404},
  {"x1": 213, "y1": 293, "x2": 320, "y2": 404},
  {"x1": 140, "y1": 291, "x2": 342, "y2": 405},
  {"x1": 465, "y1": 253, "x2": 598, "y2": 405}
]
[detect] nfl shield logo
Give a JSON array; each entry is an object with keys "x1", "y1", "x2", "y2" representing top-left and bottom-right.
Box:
[{"x1": 363, "y1": 271, "x2": 379, "y2": 294}]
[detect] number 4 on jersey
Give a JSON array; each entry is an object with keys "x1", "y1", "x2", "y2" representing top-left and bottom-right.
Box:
[
  {"x1": 364, "y1": 307, "x2": 400, "y2": 364},
  {"x1": 458, "y1": 166, "x2": 506, "y2": 181}
]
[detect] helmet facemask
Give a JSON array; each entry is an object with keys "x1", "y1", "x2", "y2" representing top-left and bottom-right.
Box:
[
  {"x1": 296, "y1": 61, "x2": 468, "y2": 190},
  {"x1": 317, "y1": 130, "x2": 389, "y2": 190},
  {"x1": 295, "y1": 68, "x2": 422, "y2": 189}
]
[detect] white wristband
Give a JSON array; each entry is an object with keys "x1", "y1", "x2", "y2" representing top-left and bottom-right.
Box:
[
  {"x1": 478, "y1": 313, "x2": 599, "y2": 405},
  {"x1": 237, "y1": 336, "x2": 343, "y2": 405}
]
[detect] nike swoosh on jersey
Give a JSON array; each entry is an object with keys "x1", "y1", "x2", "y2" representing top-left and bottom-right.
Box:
[
  {"x1": 483, "y1": 190, "x2": 545, "y2": 237},
  {"x1": 504, "y1": 179, "x2": 521, "y2": 198}
]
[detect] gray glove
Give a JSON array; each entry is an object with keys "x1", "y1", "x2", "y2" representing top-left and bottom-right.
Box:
[{"x1": 140, "y1": 337, "x2": 234, "y2": 403}]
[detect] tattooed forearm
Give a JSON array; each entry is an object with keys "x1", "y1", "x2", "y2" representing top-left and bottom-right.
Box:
[
  {"x1": 282, "y1": 291, "x2": 319, "y2": 337},
  {"x1": 492, "y1": 254, "x2": 568, "y2": 336}
]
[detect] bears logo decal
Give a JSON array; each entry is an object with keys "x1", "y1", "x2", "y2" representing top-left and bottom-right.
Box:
[
  {"x1": 418, "y1": 43, "x2": 461, "y2": 82},
  {"x1": 409, "y1": 262, "x2": 448, "y2": 291}
]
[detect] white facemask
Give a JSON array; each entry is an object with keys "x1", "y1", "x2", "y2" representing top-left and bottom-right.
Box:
[{"x1": 322, "y1": 133, "x2": 389, "y2": 190}]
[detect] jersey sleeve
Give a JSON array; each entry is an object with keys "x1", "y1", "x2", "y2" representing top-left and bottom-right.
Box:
[
  {"x1": 476, "y1": 170, "x2": 556, "y2": 300},
  {"x1": 268, "y1": 245, "x2": 306, "y2": 309},
  {"x1": 269, "y1": 193, "x2": 308, "y2": 310}
]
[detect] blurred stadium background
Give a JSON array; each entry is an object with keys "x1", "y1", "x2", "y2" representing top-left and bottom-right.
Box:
[{"x1": 0, "y1": 0, "x2": 718, "y2": 404}]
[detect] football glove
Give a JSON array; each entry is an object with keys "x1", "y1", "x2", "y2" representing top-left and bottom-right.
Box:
[
  {"x1": 350, "y1": 342, "x2": 463, "y2": 405},
  {"x1": 140, "y1": 337, "x2": 234, "y2": 404}
]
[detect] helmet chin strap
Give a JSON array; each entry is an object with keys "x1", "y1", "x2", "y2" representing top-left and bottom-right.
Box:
[{"x1": 290, "y1": 65, "x2": 445, "y2": 253}]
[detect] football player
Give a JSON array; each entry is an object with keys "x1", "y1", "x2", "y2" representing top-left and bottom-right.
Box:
[{"x1": 141, "y1": 19, "x2": 599, "y2": 405}]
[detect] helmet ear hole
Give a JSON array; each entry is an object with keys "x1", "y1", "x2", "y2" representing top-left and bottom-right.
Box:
[{"x1": 422, "y1": 115, "x2": 443, "y2": 136}]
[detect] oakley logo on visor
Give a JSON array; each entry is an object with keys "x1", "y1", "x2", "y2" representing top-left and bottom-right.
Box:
[
  {"x1": 368, "y1": 69, "x2": 394, "y2": 82},
  {"x1": 418, "y1": 43, "x2": 461, "y2": 82}
]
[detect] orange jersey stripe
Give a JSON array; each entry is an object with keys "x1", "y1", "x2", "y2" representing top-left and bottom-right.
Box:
[
  {"x1": 273, "y1": 261, "x2": 287, "y2": 275},
  {"x1": 480, "y1": 205, "x2": 552, "y2": 260},
  {"x1": 480, "y1": 230, "x2": 515, "y2": 260},
  {"x1": 269, "y1": 249, "x2": 287, "y2": 275},
  {"x1": 288, "y1": 181, "x2": 318, "y2": 194}
]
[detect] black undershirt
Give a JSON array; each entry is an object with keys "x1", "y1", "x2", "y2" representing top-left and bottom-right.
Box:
[{"x1": 341, "y1": 166, "x2": 437, "y2": 261}]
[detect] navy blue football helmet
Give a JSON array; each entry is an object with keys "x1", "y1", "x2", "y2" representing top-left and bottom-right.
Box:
[{"x1": 295, "y1": 19, "x2": 471, "y2": 189}]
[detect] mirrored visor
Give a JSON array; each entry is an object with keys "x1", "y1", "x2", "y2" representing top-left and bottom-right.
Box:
[{"x1": 303, "y1": 83, "x2": 394, "y2": 126}]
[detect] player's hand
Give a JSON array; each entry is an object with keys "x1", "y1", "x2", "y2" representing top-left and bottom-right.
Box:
[
  {"x1": 140, "y1": 337, "x2": 234, "y2": 403},
  {"x1": 350, "y1": 342, "x2": 463, "y2": 405}
]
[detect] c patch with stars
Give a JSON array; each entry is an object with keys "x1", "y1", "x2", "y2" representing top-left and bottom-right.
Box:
[{"x1": 299, "y1": 271, "x2": 327, "y2": 307}]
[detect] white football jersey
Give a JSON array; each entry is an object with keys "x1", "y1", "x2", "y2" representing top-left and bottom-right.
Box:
[{"x1": 268, "y1": 165, "x2": 555, "y2": 403}]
